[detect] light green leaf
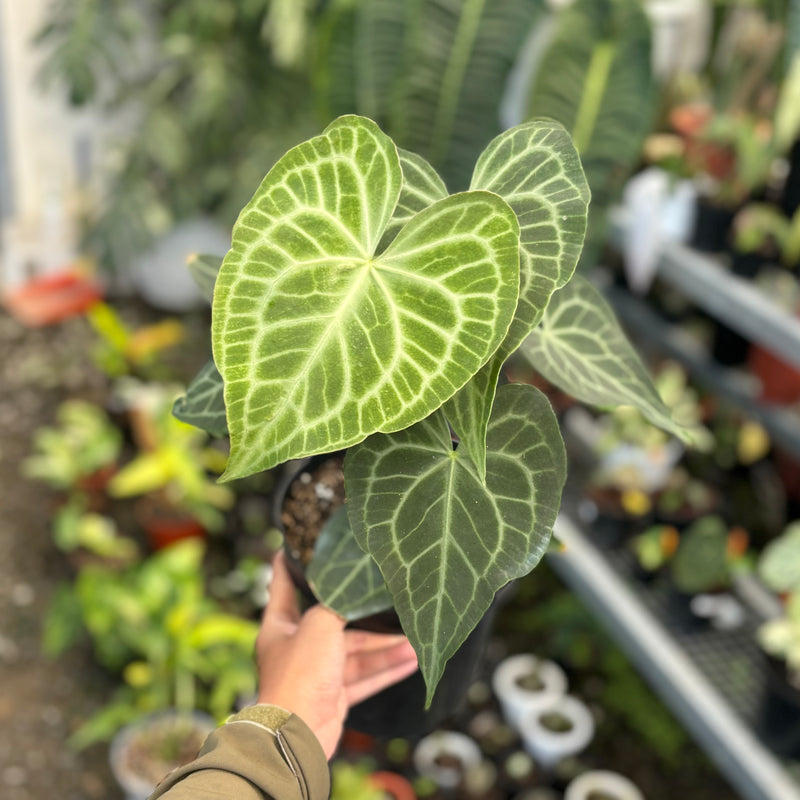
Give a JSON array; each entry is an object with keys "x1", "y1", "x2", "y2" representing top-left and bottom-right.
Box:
[
  {"x1": 173, "y1": 360, "x2": 227, "y2": 438},
  {"x1": 345, "y1": 383, "x2": 566, "y2": 704},
  {"x1": 307, "y1": 506, "x2": 394, "y2": 621},
  {"x1": 187, "y1": 254, "x2": 223, "y2": 303},
  {"x1": 378, "y1": 148, "x2": 448, "y2": 252},
  {"x1": 471, "y1": 119, "x2": 590, "y2": 350},
  {"x1": 214, "y1": 116, "x2": 521, "y2": 480},
  {"x1": 521, "y1": 276, "x2": 690, "y2": 442},
  {"x1": 450, "y1": 119, "x2": 590, "y2": 480},
  {"x1": 758, "y1": 523, "x2": 800, "y2": 593},
  {"x1": 443, "y1": 355, "x2": 504, "y2": 482}
]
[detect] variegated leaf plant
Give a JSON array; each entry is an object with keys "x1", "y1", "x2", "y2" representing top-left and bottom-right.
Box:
[{"x1": 175, "y1": 114, "x2": 688, "y2": 704}]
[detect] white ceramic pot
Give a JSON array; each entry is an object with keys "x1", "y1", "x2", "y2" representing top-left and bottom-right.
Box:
[
  {"x1": 109, "y1": 710, "x2": 215, "y2": 800},
  {"x1": 412, "y1": 730, "x2": 482, "y2": 790},
  {"x1": 565, "y1": 769, "x2": 645, "y2": 800},
  {"x1": 491, "y1": 654, "x2": 568, "y2": 731},
  {"x1": 518, "y1": 694, "x2": 595, "y2": 769}
]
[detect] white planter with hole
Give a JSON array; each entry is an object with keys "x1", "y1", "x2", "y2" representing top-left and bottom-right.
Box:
[
  {"x1": 565, "y1": 770, "x2": 645, "y2": 800},
  {"x1": 492, "y1": 654, "x2": 568, "y2": 731},
  {"x1": 109, "y1": 710, "x2": 215, "y2": 800},
  {"x1": 518, "y1": 694, "x2": 595, "y2": 769},
  {"x1": 412, "y1": 730, "x2": 482, "y2": 790}
]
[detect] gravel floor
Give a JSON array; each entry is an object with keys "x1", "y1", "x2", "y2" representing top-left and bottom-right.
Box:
[{"x1": 0, "y1": 310, "x2": 124, "y2": 800}]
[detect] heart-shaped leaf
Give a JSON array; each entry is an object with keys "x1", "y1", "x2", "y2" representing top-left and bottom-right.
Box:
[
  {"x1": 471, "y1": 119, "x2": 590, "y2": 354},
  {"x1": 345, "y1": 382, "x2": 566, "y2": 704},
  {"x1": 378, "y1": 148, "x2": 448, "y2": 252},
  {"x1": 449, "y1": 120, "x2": 589, "y2": 480},
  {"x1": 214, "y1": 116, "x2": 520, "y2": 480},
  {"x1": 173, "y1": 360, "x2": 227, "y2": 438},
  {"x1": 521, "y1": 275, "x2": 691, "y2": 441},
  {"x1": 307, "y1": 506, "x2": 394, "y2": 620},
  {"x1": 187, "y1": 254, "x2": 223, "y2": 303}
]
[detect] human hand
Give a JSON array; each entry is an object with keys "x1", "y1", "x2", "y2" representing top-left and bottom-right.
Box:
[{"x1": 255, "y1": 551, "x2": 419, "y2": 758}]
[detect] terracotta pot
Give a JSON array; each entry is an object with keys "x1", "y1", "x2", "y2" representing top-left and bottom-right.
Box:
[
  {"x1": 135, "y1": 497, "x2": 207, "y2": 551},
  {"x1": 368, "y1": 771, "x2": 416, "y2": 800},
  {"x1": 748, "y1": 344, "x2": 800, "y2": 405},
  {"x1": 2, "y1": 270, "x2": 103, "y2": 326}
]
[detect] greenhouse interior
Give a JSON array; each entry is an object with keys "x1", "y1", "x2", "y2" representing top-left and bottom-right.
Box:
[{"x1": 2, "y1": 1, "x2": 800, "y2": 799}]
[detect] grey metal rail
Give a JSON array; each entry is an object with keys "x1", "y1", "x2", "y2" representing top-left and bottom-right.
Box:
[{"x1": 548, "y1": 515, "x2": 800, "y2": 800}]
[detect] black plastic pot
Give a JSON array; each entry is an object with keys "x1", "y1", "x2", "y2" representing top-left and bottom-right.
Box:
[
  {"x1": 689, "y1": 198, "x2": 736, "y2": 253},
  {"x1": 273, "y1": 454, "x2": 512, "y2": 738},
  {"x1": 756, "y1": 655, "x2": 800, "y2": 758}
]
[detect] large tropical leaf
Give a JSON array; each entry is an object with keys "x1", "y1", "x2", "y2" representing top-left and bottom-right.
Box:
[
  {"x1": 173, "y1": 360, "x2": 227, "y2": 437},
  {"x1": 345, "y1": 383, "x2": 567, "y2": 704},
  {"x1": 378, "y1": 148, "x2": 448, "y2": 252},
  {"x1": 316, "y1": 0, "x2": 545, "y2": 189},
  {"x1": 447, "y1": 120, "x2": 589, "y2": 479},
  {"x1": 307, "y1": 506, "x2": 394, "y2": 620},
  {"x1": 523, "y1": 0, "x2": 653, "y2": 266},
  {"x1": 521, "y1": 276, "x2": 691, "y2": 442},
  {"x1": 213, "y1": 115, "x2": 520, "y2": 480}
]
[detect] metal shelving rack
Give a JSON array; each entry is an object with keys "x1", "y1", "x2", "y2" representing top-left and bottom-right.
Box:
[
  {"x1": 548, "y1": 515, "x2": 800, "y2": 800},
  {"x1": 544, "y1": 223, "x2": 800, "y2": 799}
]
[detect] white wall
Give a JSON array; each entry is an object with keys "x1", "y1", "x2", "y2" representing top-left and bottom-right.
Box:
[{"x1": 0, "y1": 0, "x2": 110, "y2": 287}]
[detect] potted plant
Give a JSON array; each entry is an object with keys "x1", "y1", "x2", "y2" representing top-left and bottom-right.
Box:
[
  {"x1": 109, "y1": 709, "x2": 215, "y2": 800},
  {"x1": 23, "y1": 398, "x2": 123, "y2": 496},
  {"x1": 50, "y1": 497, "x2": 140, "y2": 570},
  {"x1": 108, "y1": 381, "x2": 235, "y2": 549},
  {"x1": 44, "y1": 539, "x2": 260, "y2": 752},
  {"x1": 669, "y1": 515, "x2": 750, "y2": 631},
  {"x1": 174, "y1": 114, "x2": 689, "y2": 721},
  {"x1": 515, "y1": 694, "x2": 595, "y2": 770},
  {"x1": 629, "y1": 523, "x2": 680, "y2": 582},
  {"x1": 564, "y1": 769, "x2": 644, "y2": 800}
]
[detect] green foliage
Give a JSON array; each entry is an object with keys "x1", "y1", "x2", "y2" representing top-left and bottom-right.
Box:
[
  {"x1": 36, "y1": 0, "x2": 316, "y2": 273},
  {"x1": 45, "y1": 540, "x2": 259, "y2": 748},
  {"x1": 671, "y1": 516, "x2": 732, "y2": 594},
  {"x1": 758, "y1": 522, "x2": 800, "y2": 594},
  {"x1": 330, "y1": 761, "x2": 385, "y2": 800},
  {"x1": 315, "y1": 0, "x2": 544, "y2": 190},
  {"x1": 524, "y1": 0, "x2": 655, "y2": 266},
  {"x1": 178, "y1": 114, "x2": 687, "y2": 703},
  {"x1": 52, "y1": 496, "x2": 140, "y2": 562},
  {"x1": 758, "y1": 591, "x2": 800, "y2": 683},
  {"x1": 23, "y1": 399, "x2": 122, "y2": 491},
  {"x1": 109, "y1": 382, "x2": 234, "y2": 531}
]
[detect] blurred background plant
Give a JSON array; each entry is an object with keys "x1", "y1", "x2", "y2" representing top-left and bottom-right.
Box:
[{"x1": 43, "y1": 539, "x2": 259, "y2": 749}]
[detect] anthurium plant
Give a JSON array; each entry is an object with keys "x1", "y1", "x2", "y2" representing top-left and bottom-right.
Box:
[{"x1": 175, "y1": 114, "x2": 688, "y2": 704}]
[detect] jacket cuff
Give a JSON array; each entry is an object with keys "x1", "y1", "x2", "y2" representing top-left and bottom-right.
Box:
[{"x1": 148, "y1": 705, "x2": 330, "y2": 800}]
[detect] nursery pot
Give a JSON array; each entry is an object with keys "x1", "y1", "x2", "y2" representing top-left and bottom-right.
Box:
[
  {"x1": 756, "y1": 655, "x2": 800, "y2": 758},
  {"x1": 491, "y1": 654, "x2": 568, "y2": 731},
  {"x1": 564, "y1": 770, "x2": 644, "y2": 800},
  {"x1": 109, "y1": 710, "x2": 215, "y2": 800},
  {"x1": 274, "y1": 455, "x2": 510, "y2": 737},
  {"x1": 135, "y1": 497, "x2": 207, "y2": 551},
  {"x1": 517, "y1": 695, "x2": 595, "y2": 770},
  {"x1": 689, "y1": 198, "x2": 736, "y2": 253},
  {"x1": 413, "y1": 730, "x2": 482, "y2": 790}
]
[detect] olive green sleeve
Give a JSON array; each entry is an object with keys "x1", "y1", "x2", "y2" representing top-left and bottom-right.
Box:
[{"x1": 147, "y1": 705, "x2": 330, "y2": 800}]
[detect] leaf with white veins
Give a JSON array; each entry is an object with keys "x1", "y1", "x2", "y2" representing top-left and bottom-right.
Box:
[
  {"x1": 307, "y1": 506, "x2": 394, "y2": 620},
  {"x1": 345, "y1": 382, "x2": 566, "y2": 704},
  {"x1": 213, "y1": 116, "x2": 520, "y2": 480},
  {"x1": 521, "y1": 275, "x2": 691, "y2": 442}
]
